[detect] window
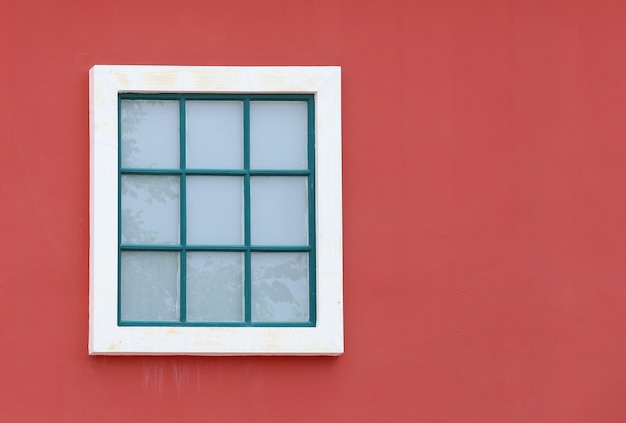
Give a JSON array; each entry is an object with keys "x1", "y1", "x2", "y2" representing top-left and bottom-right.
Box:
[
  {"x1": 90, "y1": 66, "x2": 342, "y2": 355},
  {"x1": 119, "y1": 94, "x2": 315, "y2": 326}
]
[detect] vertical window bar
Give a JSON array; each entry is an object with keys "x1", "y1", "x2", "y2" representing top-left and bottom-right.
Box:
[
  {"x1": 243, "y1": 98, "x2": 252, "y2": 323},
  {"x1": 307, "y1": 97, "x2": 317, "y2": 325},
  {"x1": 179, "y1": 98, "x2": 187, "y2": 323},
  {"x1": 117, "y1": 94, "x2": 123, "y2": 324}
]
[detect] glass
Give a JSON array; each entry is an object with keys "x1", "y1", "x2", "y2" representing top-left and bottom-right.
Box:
[
  {"x1": 186, "y1": 176, "x2": 243, "y2": 245},
  {"x1": 251, "y1": 177, "x2": 308, "y2": 245},
  {"x1": 250, "y1": 101, "x2": 308, "y2": 169},
  {"x1": 120, "y1": 251, "x2": 180, "y2": 321},
  {"x1": 120, "y1": 100, "x2": 179, "y2": 169},
  {"x1": 186, "y1": 252, "x2": 244, "y2": 322},
  {"x1": 186, "y1": 101, "x2": 243, "y2": 169},
  {"x1": 251, "y1": 252, "x2": 309, "y2": 322},
  {"x1": 121, "y1": 175, "x2": 180, "y2": 245}
]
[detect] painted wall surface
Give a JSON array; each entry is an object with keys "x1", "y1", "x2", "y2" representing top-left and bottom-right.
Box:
[{"x1": 2, "y1": 0, "x2": 626, "y2": 422}]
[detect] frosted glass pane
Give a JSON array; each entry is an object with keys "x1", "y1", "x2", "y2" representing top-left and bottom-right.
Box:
[
  {"x1": 250, "y1": 101, "x2": 308, "y2": 169},
  {"x1": 251, "y1": 177, "x2": 308, "y2": 245},
  {"x1": 121, "y1": 175, "x2": 179, "y2": 245},
  {"x1": 186, "y1": 252, "x2": 244, "y2": 322},
  {"x1": 251, "y1": 253, "x2": 309, "y2": 322},
  {"x1": 121, "y1": 251, "x2": 180, "y2": 321},
  {"x1": 186, "y1": 101, "x2": 243, "y2": 169},
  {"x1": 186, "y1": 176, "x2": 243, "y2": 245},
  {"x1": 120, "y1": 100, "x2": 179, "y2": 169}
]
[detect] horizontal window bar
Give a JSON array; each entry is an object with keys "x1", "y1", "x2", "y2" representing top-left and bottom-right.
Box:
[
  {"x1": 119, "y1": 93, "x2": 314, "y2": 101},
  {"x1": 121, "y1": 168, "x2": 311, "y2": 176},
  {"x1": 249, "y1": 245, "x2": 312, "y2": 252},
  {"x1": 120, "y1": 168, "x2": 183, "y2": 175},
  {"x1": 185, "y1": 245, "x2": 247, "y2": 251},
  {"x1": 249, "y1": 170, "x2": 311, "y2": 176},
  {"x1": 118, "y1": 320, "x2": 316, "y2": 327},
  {"x1": 185, "y1": 169, "x2": 247, "y2": 176},
  {"x1": 185, "y1": 245, "x2": 312, "y2": 252},
  {"x1": 120, "y1": 245, "x2": 183, "y2": 251},
  {"x1": 186, "y1": 169, "x2": 311, "y2": 176},
  {"x1": 121, "y1": 244, "x2": 312, "y2": 251}
]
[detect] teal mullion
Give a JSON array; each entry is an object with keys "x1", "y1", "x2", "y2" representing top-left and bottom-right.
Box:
[
  {"x1": 243, "y1": 98, "x2": 252, "y2": 323},
  {"x1": 249, "y1": 246, "x2": 312, "y2": 252},
  {"x1": 120, "y1": 93, "x2": 313, "y2": 101},
  {"x1": 249, "y1": 169, "x2": 311, "y2": 176},
  {"x1": 120, "y1": 93, "x2": 312, "y2": 101},
  {"x1": 185, "y1": 245, "x2": 248, "y2": 252},
  {"x1": 242, "y1": 94, "x2": 313, "y2": 102},
  {"x1": 244, "y1": 247, "x2": 252, "y2": 324},
  {"x1": 120, "y1": 245, "x2": 183, "y2": 251},
  {"x1": 119, "y1": 321, "x2": 314, "y2": 327},
  {"x1": 248, "y1": 321, "x2": 315, "y2": 328},
  {"x1": 185, "y1": 169, "x2": 247, "y2": 176},
  {"x1": 178, "y1": 245, "x2": 311, "y2": 252},
  {"x1": 121, "y1": 93, "x2": 186, "y2": 101},
  {"x1": 307, "y1": 96, "x2": 317, "y2": 325},
  {"x1": 119, "y1": 168, "x2": 183, "y2": 175},
  {"x1": 117, "y1": 94, "x2": 123, "y2": 325},
  {"x1": 179, "y1": 97, "x2": 187, "y2": 323}
]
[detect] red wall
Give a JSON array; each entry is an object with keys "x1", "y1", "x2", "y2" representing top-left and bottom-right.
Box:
[{"x1": 2, "y1": 0, "x2": 626, "y2": 421}]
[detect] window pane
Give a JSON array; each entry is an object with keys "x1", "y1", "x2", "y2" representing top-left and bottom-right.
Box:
[
  {"x1": 251, "y1": 252, "x2": 309, "y2": 322},
  {"x1": 186, "y1": 176, "x2": 243, "y2": 245},
  {"x1": 120, "y1": 100, "x2": 180, "y2": 169},
  {"x1": 251, "y1": 176, "x2": 308, "y2": 245},
  {"x1": 250, "y1": 101, "x2": 308, "y2": 169},
  {"x1": 186, "y1": 252, "x2": 244, "y2": 322},
  {"x1": 121, "y1": 175, "x2": 180, "y2": 245},
  {"x1": 120, "y1": 251, "x2": 180, "y2": 321},
  {"x1": 186, "y1": 101, "x2": 243, "y2": 169}
]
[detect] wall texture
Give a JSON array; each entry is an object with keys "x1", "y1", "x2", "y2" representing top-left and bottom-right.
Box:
[{"x1": 2, "y1": 0, "x2": 626, "y2": 421}]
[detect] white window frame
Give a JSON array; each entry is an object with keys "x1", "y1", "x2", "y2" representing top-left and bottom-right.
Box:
[{"x1": 89, "y1": 65, "x2": 343, "y2": 355}]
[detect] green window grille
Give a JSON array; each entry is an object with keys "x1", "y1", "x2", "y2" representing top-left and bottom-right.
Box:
[{"x1": 118, "y1": 93, "x2": 316, "y2": 327}]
